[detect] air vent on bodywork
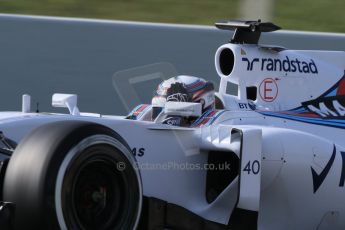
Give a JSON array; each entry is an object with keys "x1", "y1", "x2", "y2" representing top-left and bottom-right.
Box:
[
  {"x1": 218, "y1": 48, "x2": 235, "y2": 76},
  {"x1": 246, "y1": 86, "x2": 257, "y2": 101}
]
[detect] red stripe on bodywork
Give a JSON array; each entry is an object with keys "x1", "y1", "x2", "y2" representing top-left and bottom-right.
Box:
[
  {"x1": 194, "y1": 111, "x2": 217, "y2": 127},
  {"x1": 337, "y1": 78, "x2": 345, "y2": 95},
  {"x1": 134, "y1": 104, "x2": 148, "y2": 115},
  {"x1": 268, "y1": 110, "x2": 320, "y2": 118}
]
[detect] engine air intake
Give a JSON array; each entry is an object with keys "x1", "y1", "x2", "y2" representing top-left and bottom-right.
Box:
[{"x1": 218, "y1": 48, "x2": 235, "y2": 76}]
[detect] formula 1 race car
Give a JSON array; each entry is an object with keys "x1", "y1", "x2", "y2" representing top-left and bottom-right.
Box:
[{"x1": 0, "y1": 20, "x2": 345, "y2": 230}]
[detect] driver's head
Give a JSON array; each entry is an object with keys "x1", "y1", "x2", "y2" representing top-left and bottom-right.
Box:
[{"x1": 151, "y1": 75, "x2": 215, "y2": 120}]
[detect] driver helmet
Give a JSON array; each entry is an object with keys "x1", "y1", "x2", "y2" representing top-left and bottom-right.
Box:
[{"x1": 151, "y1": 75, "x2": 215, "y2": 120}]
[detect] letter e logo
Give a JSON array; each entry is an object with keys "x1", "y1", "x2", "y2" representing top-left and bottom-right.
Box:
[{"x1": 259, "y1": 78, "x2": 278, "y2": 102}]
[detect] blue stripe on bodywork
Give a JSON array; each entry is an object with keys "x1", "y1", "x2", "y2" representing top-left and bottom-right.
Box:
[{"x1": 260, "y1": 111, "x2": 345, "y2": 129}]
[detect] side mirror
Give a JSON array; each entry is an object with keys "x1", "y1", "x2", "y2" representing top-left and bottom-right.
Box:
[{"x1": 52, "y1": 94, "x2": 80, "y2": 115}]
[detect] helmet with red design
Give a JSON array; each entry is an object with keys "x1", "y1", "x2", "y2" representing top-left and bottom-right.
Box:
[{"x1": 151, "y1": 75, "x2": 215, "y2": 120}]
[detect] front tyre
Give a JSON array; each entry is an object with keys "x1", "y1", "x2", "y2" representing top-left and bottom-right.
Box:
[{"x1": 3, "y1": 121, "x2": 142, "y2": 230}]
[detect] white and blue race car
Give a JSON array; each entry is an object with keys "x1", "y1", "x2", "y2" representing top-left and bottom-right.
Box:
[{"x1": 0, "y1": 20, "x2": 344, "y2": 230}]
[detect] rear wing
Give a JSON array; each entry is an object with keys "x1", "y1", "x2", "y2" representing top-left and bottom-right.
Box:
[{"x1": 215, "y1": 20, "x2": 281, "y2": 44}]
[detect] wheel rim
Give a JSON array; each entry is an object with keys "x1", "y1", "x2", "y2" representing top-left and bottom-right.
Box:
[
  {"x1": 71, "y1": 159, "x2": 125, "y2": 229},
  {"x1": 55, "y1": 135, "x2": 141, "y2": 230}
]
